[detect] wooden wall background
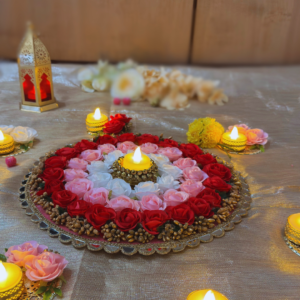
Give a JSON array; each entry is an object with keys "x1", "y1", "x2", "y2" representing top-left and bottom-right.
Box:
[{"x1": 1, "y1": 0, "x2": 300, "y2": 65}]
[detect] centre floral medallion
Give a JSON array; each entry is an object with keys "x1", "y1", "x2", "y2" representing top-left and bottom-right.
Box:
[{"x1": 19, "y1": 129, "x2": 251, "y2": 255}]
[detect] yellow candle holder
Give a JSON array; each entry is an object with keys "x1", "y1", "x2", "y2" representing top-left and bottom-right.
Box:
[
  {"x1": 0, "y1": 133, "x2": 15, "y2": 155},
  {"x1": 0, "y1": 263, "x2": 23, "y2": 300},
  {"x1": 285, "y1": 213, "x2": 300, "y2": 245},
  {"x1": 86, "y1": 108, "x2": 108, "y2": 134},
  {"x1": 221, "y1": 132, "x2": 247, "y2": 152},
  {"x1": 187, "y1": 289, "x2": 228, "y2": 300}
]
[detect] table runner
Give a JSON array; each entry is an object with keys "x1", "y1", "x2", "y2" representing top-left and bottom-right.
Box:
[{"x1": 0, "y1": 61, "x2": 299, "y2": 300}]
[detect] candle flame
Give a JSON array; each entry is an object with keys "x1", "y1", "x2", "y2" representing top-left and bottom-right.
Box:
[
  {"x1": 94, "y1": 108, "x2": 101, "y2": 120},
  {"x1": 0, "y1": 130, "x2": 4, "y2": 141},
  {"x1": 133, "y1": 147, "x2": 142, "y2": 163},
  {"x1": 230, "y1": 126, "x2": 239, "y2": 140},
  {"x1": 203, "y1": 290, "x2": 215, "y2": 300},
  {"x1": 0, "y1": 261, "x2": 7, "y2": 282}
]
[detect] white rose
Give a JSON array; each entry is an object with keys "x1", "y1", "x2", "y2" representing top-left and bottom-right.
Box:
[
  {"x1": 77, "y1": 68, "x2": 94, "y2": 81},
  {"x1": 133, "y1": 181, "x2": 160, "y2": 199},
  {"x1": 105, "y1": 178, "x2": 132, "y2": 198},
  {"x1": 92, "y1": 77, "x2": 110, "y2": 92},
  {"x1": 87, "y1": 161, "x2": 112, "y2": 174},
  {"x1": 157, "y1": 174, "x2": 180, "y2": 193},
  {"x1": 158, "y1": 164, "x2": 182, "y2": 180},
  {"x1": 104, "y1": 150, "x2": 124, "y2": 167},
  {"x1": 88, "y1": 173, "x2": 112, "y2": 188},
  {"x1": 0, "y1": 125, "x2": 14, "y2": 134},
  {"x1": 10, "y1": 126, "x2": 38, "y2": 144},
  {"x1": 148, "y1": 153, "x2": 171, "y2": 167}
]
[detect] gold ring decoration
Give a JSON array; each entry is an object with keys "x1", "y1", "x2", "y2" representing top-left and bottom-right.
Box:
[{"x1": 19, "y1": 142, "x2": 252, "y2": 256}]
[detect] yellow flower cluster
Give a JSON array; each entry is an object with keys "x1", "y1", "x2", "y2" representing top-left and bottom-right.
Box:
[{"x1": 187, "y1": 117, "x2": 224, "y2": 148}]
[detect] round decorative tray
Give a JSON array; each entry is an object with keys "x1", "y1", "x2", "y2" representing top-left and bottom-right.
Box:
[
  {"x1": 218, "y1": 145, "x2": 261, "y2": 155},
  {"x1": 0, "y1": 141, "x2": 33, "y2": 158},
  {"x1": 19, "y1": 141, "x2": 252, "y2": 256}
]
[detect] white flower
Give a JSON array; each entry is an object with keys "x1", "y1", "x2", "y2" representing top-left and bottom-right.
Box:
[
  {"x1": 87, "y1": 161, "x2": 112, "y2": 174},
  {"x1": 133, "y1": 181, "x2": 160, "y2": 199},
  {"x1": 157, "y1": 174, "x2": 180, "y2": 193},
  {"x1": 88, "y1": 173, "x2": 112, "y2": 188},
  {"x1": 148, "y1": 153, "x2": 171, "y2": 167},
  {"x1": 77, "y1": 68, "x2": 94, "y2": 81},
  {"x1": 10, "y1": 126, "x2": 37, "y2": 144},
  {"x1": 111, "y1": 69, "x2": 145, "y2": 100},
  {"x1": 81, "y1": 80, "x2": 94, "y2": 93},
  {"x1": 104, "y1": 150, "x2": 124, "y2": 167},
  {"x1": 158, "y1": 164, "x2": 182, "y2": 180},
  {"x1": 92, "y1": 77, "x2": 110, "y2": 92},
  {"x1": 0, "y1": 125, "x2": 14, "y2": 134},
  {"x1": 117, "y1": 59, "x2": 137, "y2": 71},
  {"x1": 105, "y1": 178, "x2": 132, "y2": 198}
]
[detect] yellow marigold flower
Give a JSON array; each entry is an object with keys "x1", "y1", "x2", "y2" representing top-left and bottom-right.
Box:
[{"x1": 187, "y1": 117, "x2": 224, "y2": 148}]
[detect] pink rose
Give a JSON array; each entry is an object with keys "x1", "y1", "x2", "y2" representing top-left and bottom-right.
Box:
[
  {"x1": 157, "y1": 147, "x2": 182, "y2": 162},
  {"x1": 67, "y1": 158, "x2": 88, "y2": 171},
  {"x1": 83, "y1": 187, "x2": 109, "y2": 205},
  {"x1": 80, "y1": 149, "x2": 103, "y2": 162},
  {"x1": 173, "y1": 157, "x2": 197, "y2": 170},
  {"x1": 163, "y1": 189, "x2": 189, "y2": 207},
  {"x1": 64, "y1": 169, "x2": 88, "y2": 182},
  {"x1": 65, "y1": 178, "x2": 93, "y2": 199},
  {"x1": 106, "y1": 195, "x2": 140, "y2": 212},
  {"x1": 227, "y1": 124, "x2": 249, "y2": 135},
  {"x1": 180, "y1": 180, "x2": 205, "y2": 197},
  {"x1": 141, "y1": 143, "x2": 159, "y2": 154},
  {"x1": 245, "y1": 129, "x2": 268, "y2": 145},
  {"x1": 117, "y1": 141, "x2": 137, "y2": 154},
  {"x1": 139, "y1": 194, "x2": 167, "y2": 211},
  {"x1": 24, "y1": 252, "x2": 68, "y2": 282},
  {"x1": 183, "y1": 166, "x2": 209, "y2": 182},
  {"x1": 5, "y1": 241, "x2": 48, "y2": 267},
  {"x1": 98, "y1": 143, "x2": 116, "y2": 154}
]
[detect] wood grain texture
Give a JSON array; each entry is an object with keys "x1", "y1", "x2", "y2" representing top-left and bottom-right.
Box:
[
  {"x1": 0, "y1": 0, "x2": 193, "y2": 64},
  {"x1": 192, "y1": 0, "x2": 300, "y2": 65}
]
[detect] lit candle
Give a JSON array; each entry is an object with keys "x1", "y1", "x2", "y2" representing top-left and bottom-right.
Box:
[
  {"x1": 86, "y1": 108, "x2": 108, "y2": 133},
  {"x1": 221, "y1": 126, "x2": 247, "y2": 152},
  {"x1": 187, "y1": 289, "x2": 228, "y2": 300},
  {"x1": 285, "y1": 213, "x2": 300, "y2": 245},
  {"x1": 0, "y1": 130, "x2": 15, "y2": 155},
  {"x1": 122, "y1": 147, "x2": 152, "y2": 171},
  {"x1": 0, "y1": 261, "x2": 23, "y2": 299}
]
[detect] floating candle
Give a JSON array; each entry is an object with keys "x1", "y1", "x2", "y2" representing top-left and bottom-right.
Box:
[
  {"x1": 285, "y1": 213, "x2": 300, "y2": 245},
  {"x1": 122, "y1": 147, "x2": 151, "y2": 171},
  {"x1": 0, "y1": 130, "x2": 15, "y2": 155},
  {"x1": 187, "y1": 289, "x2": 228, "y2": 300},
  {"x1": 86, "y1": 108, "x2": 108, "y2": 133},
  {"x1": 221, "y1": 126, "x2": 247, "y2": 152}
]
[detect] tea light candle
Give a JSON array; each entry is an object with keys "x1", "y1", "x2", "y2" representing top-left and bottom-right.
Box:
[
  {"x1": 0, "y1": 130, "x2": 15, "y2": 155},
  {"x1": 285, "y1": 213, "x2": 300, "y2": 245},
  {"x1": 122, "y1": 147, "x2": 151, "y2": 171},
  {"x1": 0, "y1": 262, "x2": 23, "y2": 300},
  {"x1": 221, "y1": 126, "x2": 247, "y2": 152},
  {"x1": 86, "y1": 108, "x2": 108, "y2": 133},
  {"x1": 187, "y1": 289, "x2": 228, "y2": 300}
]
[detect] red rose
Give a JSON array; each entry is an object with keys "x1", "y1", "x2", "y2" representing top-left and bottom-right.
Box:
[
  {"x1": 158, "y1": 139, "x2": 179, "y2": 148},
  {"x1": 96, "y1": 135, "x2": 118, "y2": 145},
  {"x1": 166, "y1": 203, "x2": 195, "y2": 225},
  {"x1": 74, "y1": 140, "x2": 98, "y2": 152},
  {"x1": 103, "y1": 119, "x2": 125, "y2": 134},
  {"x1": 55, "y1": 147, "x2": 80, "y2": 160},
  {"x1": 110, "y1": 114, "x2": 132, "y2": 124},
  {"x1": 44, "y1": 156, "x2": 67, "y2": 169},
  {"x1": 52, "y1": 190, "x2": 78, "y2": 208},
  {"x1": 67, "y1": 199, "x2": 92, "y2": 218},
  {"x1": 136, "y1": 134, "x2": 159, "y2": 145},
  {"x1": 142, "y1": 210, "x2": 170, "y2": 235},
  {"x1": 116, "y1": 133, "x2": 136, "y2": 143},
  {"x1": 203, "y1": 163, "x2": 232, "y2": 182},
  {"x1": 85, "y1": 204, "x2": 116, "y2": 230},
  {"x1": 36, "y1": 179, "x2": 64, "y2": 196},
  {"x1": 179, "y1": 143, "x2": 203, "y2": 158},
  {"x1": 40, "y1": 168, "x2": 64, "y2": 181},
  {"x1": 197, "y1": 188, "x2": 222, "y2": 208},
  {"x1": 115, "y1": 208, "x2": 142, "y2": 232},
  {"x1": 193, "y1": 153, "x2": 217, "y2": 167},
  {"x1": 187, "y1": 197, "x2": 213, "y2": 218},
  {"x1": 203, "y1": 176, "x2": 232, "y2": 192}
]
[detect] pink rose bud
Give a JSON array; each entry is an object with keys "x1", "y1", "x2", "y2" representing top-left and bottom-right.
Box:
[
  {"x1": 5, "y1": 156, "x2": 17, "y2": 168},
  {"x1": 113, "y1": 98, "x2": 121, "y2": 105},
  {"x1": 123, "y1": 98, "x2": 131, "y2": 105}
]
